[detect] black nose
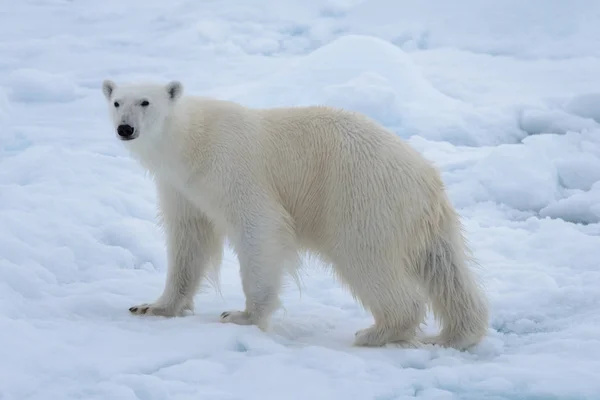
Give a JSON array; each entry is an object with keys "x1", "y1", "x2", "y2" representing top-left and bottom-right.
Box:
[{"x1": 117, "y1": 124, "x2": 135, "y2": 138}]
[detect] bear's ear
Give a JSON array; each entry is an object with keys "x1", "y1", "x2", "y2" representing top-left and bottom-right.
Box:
[
  {"x1": 166, "y1": 81, "x2": 183, "y2": 101},
  {"x1": 102, "y1": 79, "x2": 116, "y2": 100}
]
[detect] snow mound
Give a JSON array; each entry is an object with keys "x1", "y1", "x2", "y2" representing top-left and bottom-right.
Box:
[
  {"x1": 232, "y1": 34, "x2": 452, "y2": 133},
  {"x1": 233, "y1": 34, "x2": 521, "y2": 146},
  {"x1": 6, "y1": 69, "x2": 81, "y2": 103},
  {"x1": 520, "y1": 91, "x2": 600, "y2": 137},
  {"x1": 518, "y1": 107, "x2": 599, "y2": 136},
  {"x1": 522, "y1": 131, "x2": 600, "y2": 189},
  {"x1": 471, "y1": 144, "x2": 561, "y2": 212},
  {"x1": 556, "y1": 153, "x2": 600, "y2": 191},
  {"x1": 540, "y1": 183, "x2": 600, "y2": 224},
  {"x1": 520, "y1": 131, "x2": 600, "y2": 224},
  {"x1": 564, "y1": 92, "x2": 600, "y2": 123},
  {"x1": 455, "y1": 130, "x2": 600, "y2": 219},
  {"x1": 234, "y1": 35, "x2": 450, "y2": 107}
]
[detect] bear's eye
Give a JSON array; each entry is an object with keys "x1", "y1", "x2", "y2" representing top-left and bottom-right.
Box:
[
  {"x1": 113, "y1": 101, "x2": 119, "y2": 108},
  {"x1": 140, "y1": 100, "x2": 150, "y2": 107}
]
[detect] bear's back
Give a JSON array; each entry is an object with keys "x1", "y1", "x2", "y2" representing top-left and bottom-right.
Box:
[{"x1": 254, "y1": 105, "x2": 442, "y2": 249}]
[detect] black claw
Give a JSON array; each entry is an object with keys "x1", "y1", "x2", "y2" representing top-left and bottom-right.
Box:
[
  {"x1": 221, "y1": 312, "x2": 230, "y2": 319},
  {"x1": 129, "y1": 307, "x2": 138, "y2": 312}
]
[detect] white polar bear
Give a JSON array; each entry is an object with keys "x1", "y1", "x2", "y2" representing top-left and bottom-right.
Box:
[{"x1": 101, "y1": 79, "x2": 489, "y2": 350}]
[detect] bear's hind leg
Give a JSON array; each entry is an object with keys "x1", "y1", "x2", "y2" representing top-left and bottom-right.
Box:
[
  {"x1": 352, "y1": 284, "x2": 425, "y2": 348},
  {"x1": 220, "y1": 208, "x2": 298, "y2": 331},
  {"x1": 334, "y1": 254, "x2": 426, "y2": 347}
]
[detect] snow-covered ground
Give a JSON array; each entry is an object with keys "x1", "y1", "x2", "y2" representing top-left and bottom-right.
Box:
[{"x1": 2, "y1": 1, "x2": 600, "y2": 399}]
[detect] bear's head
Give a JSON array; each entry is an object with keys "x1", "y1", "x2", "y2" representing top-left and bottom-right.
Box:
[{"x1": 101, "y1": 80, "x2": 183, "y2": 143}]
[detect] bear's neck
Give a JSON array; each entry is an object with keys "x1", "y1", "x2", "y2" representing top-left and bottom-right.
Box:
[{"x1": 126, "y1": 124, "x2": 185, "y2": 181}]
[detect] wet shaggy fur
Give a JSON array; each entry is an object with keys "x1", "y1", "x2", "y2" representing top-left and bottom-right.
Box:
[{"x1": 102, "y1": 79, "x2": 489, "y2": 350}]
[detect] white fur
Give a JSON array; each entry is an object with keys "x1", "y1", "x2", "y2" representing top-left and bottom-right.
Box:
[{"x1": 102, "y1": 79, "x2": 489, "y2": 349}]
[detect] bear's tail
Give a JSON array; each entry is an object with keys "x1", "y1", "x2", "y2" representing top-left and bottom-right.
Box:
[{"x1": 419, "y1": 210, "x2": 489, "y2": 350}]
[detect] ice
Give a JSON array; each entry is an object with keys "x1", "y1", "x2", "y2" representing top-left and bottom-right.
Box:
[{"x1": 2, "y1": 0, "x2": 600, "y2": 399}]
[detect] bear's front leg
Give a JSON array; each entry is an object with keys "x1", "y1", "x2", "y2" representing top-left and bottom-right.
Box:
[
  {"x1": 220, "y1": 209, "x2": 297, "y2": 331},
  {"x1": 130, "y1": 181, "x2": 225, "y2": 317}
]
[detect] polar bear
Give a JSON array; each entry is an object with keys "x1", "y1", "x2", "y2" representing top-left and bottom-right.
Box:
[{"x1": 101, "y1": 79, "x2": 489, "y2": 350}]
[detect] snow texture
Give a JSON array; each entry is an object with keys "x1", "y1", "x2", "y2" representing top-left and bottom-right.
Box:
[{"x1": 2, "y1": 1, "x2": 600, "y2": 399}]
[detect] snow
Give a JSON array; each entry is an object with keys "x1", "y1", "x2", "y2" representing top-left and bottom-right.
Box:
[{"x1": 2, "y1": 0, "x2": 600, "y2": 398}]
